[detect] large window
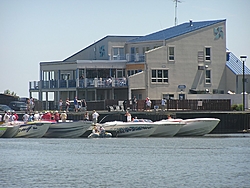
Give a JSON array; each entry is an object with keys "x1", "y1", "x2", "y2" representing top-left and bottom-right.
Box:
[
  {"x1": 61, "y1": 73, "x2": 70, "y2": 80},
  {"x1": 127, "y1": 69, "x2": 142, "y2": 76},
  {"x1": 151, "y1": 69, "x2": 168, "y2": 83},
  {"x1": 113, "y1": 47, "x2": 124, "y2": 60},
  {"x1": 143, "y1": 47, "x2": 150, "y2": 54},
  {"x1": 205, "y1": 70, "x2": 211, "y2": 84},
  {"x1": 205, "y1": 47, "x2": 211, "y2": 61},
  {"x1": 168, "y1": 46, "x2": 175, "y2": 61}
]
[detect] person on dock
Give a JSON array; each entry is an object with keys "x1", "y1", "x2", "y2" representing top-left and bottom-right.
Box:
[
  {"x1": 65, "y1": 98, "x2": 70, "y2": 112},
  {"x1": 146, "y1": 97, "x2": 152, "y2": 111},
  {"x1": 22, "y1": 111, "x2": 29, "y2": 123},
  {"x1": 132, "y1": 96, "x2": 137, "y2": 111},
  {"x1": 84, "y1": 111, "x2": 89, "y2": 121},
  {"x1": 81, "y1": 99, "x2": 87, "y2": 112},
  {"x1": 161, "y1": 98, "x2": 166, "y2": 111},
  {"x1": 60, "y1": 111, "x2": 67, "y2": 122},
  {"x1": 33, "y1": 111, "x2": 40, "y2": 121},
  {"x1": 59, "y1": 99, "x2": 63, "y2": 111},
  {"x1": 74, "y1": 96, "x2": 78, "y2": 112},
  {"x1": 124, "y1": 110, "x2": 131, "y2": 122},
  {"x1": 54, "y1": 111, "x2": 60, "y2": 122},
  {"x1": 92, "y1": 110, "x2": 99, "y2": 125}
]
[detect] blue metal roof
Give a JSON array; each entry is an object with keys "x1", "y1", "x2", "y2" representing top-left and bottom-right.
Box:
[
  {"x1": 226, "y1": 52, "x2": 250, "y2": 75},
  {"x1": 128, "y1": 19, "x2": 226, "y2": 43}
]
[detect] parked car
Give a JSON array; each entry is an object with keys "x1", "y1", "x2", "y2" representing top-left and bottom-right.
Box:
[
  {"x1": 9, "y1": 101, "x2": 27, "y2": 111},
  {"x1": 0, "y1": 104, "x2": 15, "y2": 113}
]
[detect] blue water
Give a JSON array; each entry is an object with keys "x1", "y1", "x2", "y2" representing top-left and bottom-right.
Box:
[{"x1": 1, "y1": 134, "x2": 250, "y2": 188}]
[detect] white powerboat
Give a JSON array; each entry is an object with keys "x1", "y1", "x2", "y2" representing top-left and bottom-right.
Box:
[
  {"x1": 43, "y1": 120, "x2": 92, "y2": 138},
  {"x1": 1, "y1": 121, "x2": 23, "y2": 138},
  {"x1": 175, "y1": 118, "x2": 220, "y2": 136},
  {"x1": 103, "y1": 120, "x2": 157, "y2": 137},
  {"x1": 15, "y1": 121, "x2": 51, "y2": 138},
  {"x1": 0, "y1": 125, "x2": 7, "y2": 137},
  {"x1": 150, "y1": 120, "x2": 185, "y2": 137}
]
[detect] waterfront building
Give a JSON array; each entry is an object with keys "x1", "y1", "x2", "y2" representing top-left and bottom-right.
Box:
[{"x1": 29, "y1": 19, "x2": 250, "y2": 109}]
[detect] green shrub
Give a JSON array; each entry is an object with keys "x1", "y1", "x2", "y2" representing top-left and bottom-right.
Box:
[{"x1": 231, "y1": 104, "x2": 243, "y2": 111}]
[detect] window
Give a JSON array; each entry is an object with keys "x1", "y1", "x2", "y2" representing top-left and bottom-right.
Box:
[
  {"x1": 168, "y1": 46, "x2": 175, "y2": 61},
  {"x1": 61, "y1": 73, "x2": 70, "y2": 80},
  {"x1": 43, "y1": 71, "x2": 54, "y2": 81},
  {"x1": 205, "y1": 70, "x2": 211, "y2": 84},
  {"x1": 127, "y1": 69, "x2": 142, "y2": 76},
  {"x1": 151, "y1": 69, "x2": 168, "y2": 83},
  {"x1": 135, "y1": 47, "x2": 139, "y2": 54},
  {"x1": 113, "y1": 47, "x2": 124, "y2": 60},
  {"x1": 163, "y1": 94, "x2": 174, "y2": 100},
  {"x1": 205, "y1": 47, "x2": 211, "y2": 61},
  {"x1": 117, "y1": 70, "x2": 123, "y2": 78},
  {"x1": 143, "y1": 47, "x2": 150, "y2": 54}
]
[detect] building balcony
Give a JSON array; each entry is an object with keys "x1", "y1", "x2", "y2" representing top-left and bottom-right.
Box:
[
  {"x1": 110, "y1": 53, "x2": 145, "y2": 62},
  {"x1": 29, "y1": 77, "x2": 128, "y2": 91}
]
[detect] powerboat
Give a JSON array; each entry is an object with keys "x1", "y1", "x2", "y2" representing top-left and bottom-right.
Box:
[
  {"x1": 0, "y1": 125, "x2": 7, "y2": 137},
  {"x1": 1, "y1": 121, "x2": 23, "y2": 138},
  {"x1": 150, "y1": 120, "x2": 185, "y2": 137},
  {"x1": 103, "y1": 120, "x2": 157, "y2": 137},
  {"x1": 43, "y1": 120, "x2": 92, "y2": 138},
  {"x1": 15, "y1": 121, "x2": 52, "y2": 138},
  {"x1": 175, "y1": 118, "x2": 220, "y2": 136}
]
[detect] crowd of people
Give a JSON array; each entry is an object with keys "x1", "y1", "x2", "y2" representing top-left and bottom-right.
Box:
[
  {"x1": 21, "y1": 110, "x2": 68, "y2": 123},
  {"x1": 0, "y1": 108, "x2": 100, "y2": 125},
  {"x1": 0, "y1": 111, "x2": 19, "y2": 124},
  {"x1": 59, "y1": 97, "x2": 87, "y2": 112}
]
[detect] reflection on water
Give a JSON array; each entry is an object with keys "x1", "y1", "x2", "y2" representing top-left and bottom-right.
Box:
[{"x1": 1, "y1": 134, "x2": 250, "y2": 188}]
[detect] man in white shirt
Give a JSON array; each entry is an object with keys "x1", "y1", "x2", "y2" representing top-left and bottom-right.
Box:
[
  {"x1": 22, "y1": 112, "x2": 29, "y2": 123},
  {"x1": 92, "y1": 110, "x2": 99, "y2": 125},
  {"x1": 33, "y1": 111, "x2": 40, "y2": 121},
  {"x1": 3, "y1": 111, "x2": 10, "y2": 123},
  {"x1": 161, "y1": 98, "x2": 166, "y2": 111}
]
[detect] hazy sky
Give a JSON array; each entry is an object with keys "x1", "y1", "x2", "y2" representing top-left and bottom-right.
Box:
[{"x1": 1, "y1": 0, "x2": 250, "y2": 97}]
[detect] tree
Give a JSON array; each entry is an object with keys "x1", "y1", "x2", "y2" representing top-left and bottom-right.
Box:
[{"x1": 3, "y1": 89, "x2": 17, "y2": 96}]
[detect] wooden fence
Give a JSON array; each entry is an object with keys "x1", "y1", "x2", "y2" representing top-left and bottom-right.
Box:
[{"x1": 43, "y1": 99, "x2": 231, "y2": 111}]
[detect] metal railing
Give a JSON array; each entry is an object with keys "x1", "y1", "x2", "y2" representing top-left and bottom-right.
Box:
[{"x1": 29, "y1": 78, "x2": 128, "y2": 90}]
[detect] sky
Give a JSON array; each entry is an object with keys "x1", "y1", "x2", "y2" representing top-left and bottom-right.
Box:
[{"x1": 1, "y1": 0, "x2": 250, "y2": 97}]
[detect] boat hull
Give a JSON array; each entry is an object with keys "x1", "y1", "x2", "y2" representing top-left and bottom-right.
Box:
[
  {"x1": 1, "y1": 121, "x2": 23, "y2": 138},
  {"x1": 176, "y1": 118, "x2": 220, "y2": 136},
  {"x1": 151, "y1": 121, "x2": 185, "y2": 137},
  {"x1": 15, "y1": 121, "x2": 51, "y2": 138},
  {"x1": 0, "y1": 126, "x2": 7, "y2": 137},
  {"x1": 104, "y1": 121, "x2": 157, "y2": 137},
  {"x1": 43, "y1": 120, "x2": 92, "y2": 138}
]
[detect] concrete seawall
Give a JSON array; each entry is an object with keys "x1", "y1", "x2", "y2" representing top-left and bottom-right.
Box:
[
  {"x1": 15, "y1": 110, "x2": 250, "y2": 134},
  {"x1": 65, "y1": 110, "x2": 250, "y2": 134}
]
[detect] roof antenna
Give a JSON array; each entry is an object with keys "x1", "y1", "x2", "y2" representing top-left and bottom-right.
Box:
[{"x1": 173, "y1": 0, "x2": 182, "y2": 26}]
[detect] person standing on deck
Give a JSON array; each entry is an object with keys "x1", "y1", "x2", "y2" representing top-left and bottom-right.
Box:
[
  {"x1": 124, "y1": 110, "x2": 131, "y2": 122},
  {"x1": 59, "y1": 99, "x2": 63, "y2": 111},
  {"x1": 92, "y1": 110, "x2": 99, "y2": 125},
  {"x1": 60, "y1": 111, "x2": 67, "y2": 122},
  {"x1": 65, "y1": 99, "x2": 70, "y2": 112},
  {"x1": 132, "y1": 96, "x2": 137, "y2": 111},
  {"x1": 161, "y1": 98, "x2": 166, "y2": 111},
  {"x1": 74, "y1": 96, "x2": 78, "y2": 112}
]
